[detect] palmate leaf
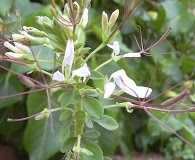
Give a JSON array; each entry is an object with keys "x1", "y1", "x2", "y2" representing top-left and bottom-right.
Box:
[{"x1": 23, "y1": 91, "x2": 60, "y2": 160}]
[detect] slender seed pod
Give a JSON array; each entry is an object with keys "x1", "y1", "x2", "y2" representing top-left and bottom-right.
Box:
[
  {"x1": 18, "y1": 74, "x2": 36, "y2": 88},
  {"x1": 161, "y1": 89, "x2": 190, "y2": 107}
]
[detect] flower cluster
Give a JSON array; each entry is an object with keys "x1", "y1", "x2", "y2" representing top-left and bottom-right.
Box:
[{"x1": 52, "y1": 39, "x2": 91, "y2": 83}]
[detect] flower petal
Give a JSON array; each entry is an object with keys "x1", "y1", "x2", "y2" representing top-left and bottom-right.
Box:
[
  {"x1": 135, "y1": 86, "x2": 152, "y2": 98},
  {"x1": 107, "y1": 41, "x2": 120, "y2": 56},
  {"x1": 52, "y1": 71, "x2": 65, "y2": 82},
  {"x1": 72, "y1": 63, "x2": 91, "y2": 81},
  {"x1": 122, "y1": 53, "x2": 141, "y2": 58},
  {"x1": 62, "y1": 39, "x2": 74, "y2": 67},
  {"x1": 104, "y1": 82, "x2": 116, "y2": 98}
]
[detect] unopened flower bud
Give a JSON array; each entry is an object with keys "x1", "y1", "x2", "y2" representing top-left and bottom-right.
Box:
[
  {"x1": 35, "y1": 108, "x2": 50, "y2": 120},
  {"x1": 35, "y1": 16, "x2": 52, "y2": 26},
  {"x1": 102, "y1": 11, "x2": 108, "y2": 33},
  {"x1": 5, "y1": 52, "x2": 24, "y2": 59},
  {"x1": 108, "y1": 9, "x2": 119, "y2": 28},
  {"x1": 18, "y1": 74, "x2": 36, "y2": 87},
  {"x1": 35, "y1": 16, "x2": 53, "y2": 33},
  {"x1": 58, "y1": 15, "x2": 73, "y2": 38},
  {"x1": 14, "y1": 42, "x2": 32, "y2": 54},
  {"x1": 4, "y1": 41, "x2": 21, "y2": 53},
  {"x1": 73, "y1": 2, "x2": 80, "y2": 11},
  {"x1": 12, "y1": 34, "x2": 27, "y2": 43},
  {"x1": 23, "y1": 26, "x2": 48, "y2": 37},
  {"x1": 13, "y1": 32, "x2": 49, "y2": 46}
]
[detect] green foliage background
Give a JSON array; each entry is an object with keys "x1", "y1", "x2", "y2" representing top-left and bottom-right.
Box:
[{"x1": 0, "y1": 0, "x2": 195, "y2": 159}]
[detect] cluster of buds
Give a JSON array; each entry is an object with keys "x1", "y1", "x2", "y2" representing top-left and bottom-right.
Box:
[
  {"x1": 50, "y1": 0, "x2": 89, "y2": 39},
  {"x1": 4, "y1": 41, "x2": 33, "y2": 60},
  {"x1": 102, "y1": 9, "x2": 119, "y2": 42}
]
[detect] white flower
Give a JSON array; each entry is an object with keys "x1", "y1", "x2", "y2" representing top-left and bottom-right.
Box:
[
  {"x1": 52, "y1": 70, "x2": 65, "y2": 82},
  {"x1": 52, "y1": 64, "x2": 90, "y2": 82},
  {"x1": 104, "y1": 69, "x2": 152, "y2": 99},
  {"x1": 62, "y1": 39, "x2": 74, "y2": 73},
  {"x1": 107, "y1": 41, "x2": 141, "y2": 61},
  {"x1": 72, "y1": 63, "x2": 91, "y2": 82}
]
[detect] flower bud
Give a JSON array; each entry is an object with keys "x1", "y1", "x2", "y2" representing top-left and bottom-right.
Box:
[
  {"x1": 35, "y1": 16, "x2": 52, "y2": 26},
  {"x1": 4, "y1": 41, "x2": 21, "y2": 53},
  {"x1": 13, "y1": 32, "x2": 49, "y2": 46},
  {"x1": 23, "y1": 26, "x2": 48, "y2": 37},
  {"x1": 35, "y1": 16, "x2": 53, "y2": 33},
  {"x1": 73, "y1": 2, "x2": 80, "y2": 11},
  {"x1": 5, "y1": 52, "x2": 24, "y2": 59},
  {"x1": 108, "y1": 9, "x2": 119, "y2": 28},
  {"x1": 14, "y1": 42, "x2": 32, "y2": 54},
  {"x1": 35, "y1": 108, "x2": 50, "y2": 120},
  {"x1": 58, "y1": 15, "x2": 73, "y2": 38},
  {"x1": 102, "y1": 11, "x2": 108, "y2": 33}
]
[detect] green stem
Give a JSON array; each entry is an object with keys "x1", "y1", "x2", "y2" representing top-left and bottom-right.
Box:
[
  {"x1": 82, "y1": 43, "x2": 106, "y2": 65},
  {"x1": 103, "y1": 102, "x2": 132, "y2": 109},
  {"x1": 181, "y1": 123, "x2": 195, "y2": 138},
  {"x1": 75, "y1": 102, "x2": 84, "y2": 136},
  {"x1": 94, "y1": 58, "x2": 113, "y2": 71},
  {"x1": 40, "y1": 69, "x2": 52, "y2": 76}
]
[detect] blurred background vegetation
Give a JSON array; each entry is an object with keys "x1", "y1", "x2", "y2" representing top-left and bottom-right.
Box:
[{"x1": 0, "y1": 0, "x2": 195, "y2": 159}]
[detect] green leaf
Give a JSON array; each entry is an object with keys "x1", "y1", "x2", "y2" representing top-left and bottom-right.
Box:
[
  {"x1": 60, "y1": 137, "x2": 77, "y2": 153},
  {"x1": 163, "y1": 116, "x2": 182, "y2": 132},
  {"x1": 59, "y1": 110, "x2": 73, "y2": 121},
  {"x1": 75, "y1": 111, "x2": 86, "y2": 120},
  {"x1": 83, "y1": 96, "x2": 103, "y2": 119},
  {"x1": 80, "y1": 139, "x2": 104, "y2": 160},
  {"x1": 31, "y1": 46, "x2": 55, "y2": 71},
  {"x1": 59, "y1": 88, "x2": 75, "y2": 108},
  {"x1": 78, "y1": 47, "x2": 91, "y2": 56},
  {"x1": 90, "y1": 70, "x2": 104, "y2": 80},
  {"x1": 14, "y1": 0, "x2": 43, "y2": 17},
  {"x1": 95, "y1": 121, "x2": 120, "y2": 155},
  {"x1": 82, "y1": 130, "x2": 101, "y2": 139},
  {"x1": 85, "y1": 117, "x2": 93, "y2": 128},
  {"x1": 93, "y1": 115, "x2": 118, "y2": 130},
  {"x1": 147, "y1": 118, "x2": 162, "y2": 137},
  {"x1": 0, "y1": 74, "x2": 23, "y2": 109},
  {"x1": 59, "y1": 122, "x2": 71, "y2": 143},
  {"x1": 0, "y1": 0, "x2": 13, "y2": 16},
  {"x1": 104, "y1": 157, "x2": 112, "y2": 160},
  {"x1": 162, "y1": 1, "x2": 195, "y2": 34},
  {"x1": 23, "y1": 91, "x2": 60, "y2": 160}
]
